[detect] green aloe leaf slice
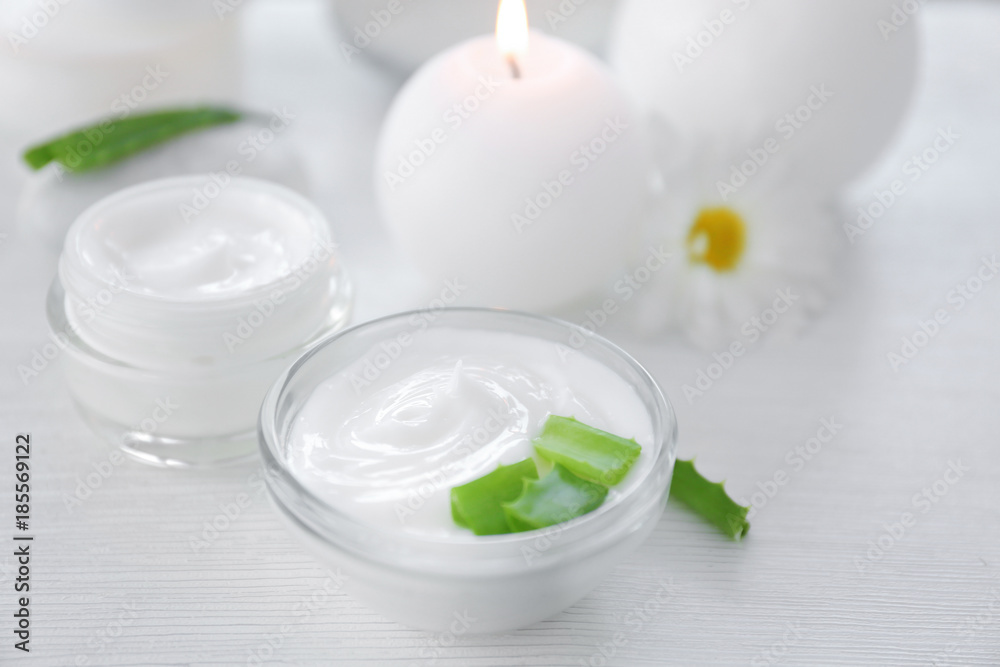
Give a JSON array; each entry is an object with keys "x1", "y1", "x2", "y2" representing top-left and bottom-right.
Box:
[
  {"x1": 533, "y1": 415, "x2": 641, "y2": 486},
  {"x1": 23, "y1": 106, "x2": 243, "y2": 173},
  {"x1": 502, "y1": 463, "x2": 608, "y2": 532},
  {"x1": 24, "y1": 110, "x2": 184, "y2": 169},
  {"x1": 450, "y1": 458, "x2": 538, "y2": 536},
  {"x1": 669, "y1": 459, "x2": 750, "y2": 541}
]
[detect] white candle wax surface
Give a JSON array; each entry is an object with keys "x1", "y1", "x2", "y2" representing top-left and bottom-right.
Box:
[
  {"x1": 376, "y1": 31, "x2": 652, "y2": 312},
  {"x1": 331, "y1": 0, "x2": 620, "y2": 74}
]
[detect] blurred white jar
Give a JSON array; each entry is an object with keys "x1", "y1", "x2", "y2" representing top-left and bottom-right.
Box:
[
  {"x1": 609, "y1": 0, "x2": 919, "y2": 191},
  {"x1": 330, "y1": 0, "x2": 619, "y2": 73},
  {"x1": 0, "y1": 0, "x2": 245, "y2": 134},
  {"x1": 47, "y1": 176, "x2": 352, "y2": 467}
]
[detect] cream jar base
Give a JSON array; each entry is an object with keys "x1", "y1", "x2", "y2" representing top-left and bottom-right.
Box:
[
  {"x1": 49, "y1": 273, "x2": 352, "y2": 468},
  {"x1": 75, "y1": 403, "x2": 258, "y2": 469}
]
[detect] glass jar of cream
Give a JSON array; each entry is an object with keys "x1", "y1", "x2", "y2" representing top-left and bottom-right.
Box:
[
  {"x1": 260, "y1": 308, "x2": 676, "y2": 632},
  {"x1": 48, "y1": 175, "x2": 352, "y2": 467}
]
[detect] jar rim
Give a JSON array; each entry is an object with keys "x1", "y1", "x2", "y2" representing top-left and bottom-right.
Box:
[
  {"x1": 259, "y1": 307, "x2": 677, "y2": 575},
  {"x1": 46, "y1": 272, "x2": 355, "y2": 373},
  {"x1": 59, "y1": 175, "x2": 338, "y2": 309}
]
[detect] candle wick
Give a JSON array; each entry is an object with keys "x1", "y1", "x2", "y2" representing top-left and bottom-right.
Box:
[{"x1": 506, "y1": 55, "x2": 521, "y2": 80}]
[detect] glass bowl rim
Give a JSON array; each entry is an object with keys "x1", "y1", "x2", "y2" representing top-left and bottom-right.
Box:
[{"x1": 258, "y1": 306, "x2": 677, "y2": 561}]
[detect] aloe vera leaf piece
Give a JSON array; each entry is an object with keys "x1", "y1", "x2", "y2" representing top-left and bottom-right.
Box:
[
  {"x1": 35, "y1": 109, "x2": 190, "y2": 165},
  {"x1": 502, "y1": 463, "x2": 608, "y2": 532},
  {"x1": 450, "y1": 458, "x2": 539, "y2": 536},
  {"x1": 74, "y1": 109, "x2": 241, "y2": 172},
  {"x1": 669, "y1": 459, "x2": 750, "y2": 541},
  {"x1": 24, "y1": 108, "x2": 204, "y2": 169},
  {"x1": 532, "y1": 415, "x2": 641, "y2": 486},
  {"x1": 23, "y1": 106, "x2": 242, "y2": 173}
]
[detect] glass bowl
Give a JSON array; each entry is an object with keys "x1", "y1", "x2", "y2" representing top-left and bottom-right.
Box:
[{"x1": 259, "y1": 307, "x2": 676, "y2": 633}]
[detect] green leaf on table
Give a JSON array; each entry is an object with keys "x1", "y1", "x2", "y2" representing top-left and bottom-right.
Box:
[
  {"x1": 450, "y1": 458, "x2": 538, "y2": 536},
  {"x1": 669, "y1": 459, "x2": 750, "y2": 540},
  {"x1": 502, "y1": 463, "x2": 608, "y2": 532},
  {"x1": 22, "y1": 106, "x2": 243, "y2": 173},
  {"x1": 533, "y1": 415, "x2": 641, "y2": 486}
]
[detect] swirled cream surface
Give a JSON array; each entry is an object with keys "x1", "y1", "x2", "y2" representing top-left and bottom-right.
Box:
[
  {"x1": 71, "y1": 187, "x2": 320, "y2": 300},
  {"x1": 287, "y1": 327, "x2": 656, "y2": 537}
]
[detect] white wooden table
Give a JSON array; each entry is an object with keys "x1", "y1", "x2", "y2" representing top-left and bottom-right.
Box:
[{"x1": 0, "y1": 1, "x2": 998, "y2": 665}]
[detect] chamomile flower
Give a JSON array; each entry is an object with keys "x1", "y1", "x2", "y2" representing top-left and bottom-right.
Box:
[{"x1": 632, "y1": 152, "x2": 841, "y2": 348}]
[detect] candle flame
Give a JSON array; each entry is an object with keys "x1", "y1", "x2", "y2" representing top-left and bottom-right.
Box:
[{"x1": 496, "y1": 0, "x2": 529, "y2": 61}]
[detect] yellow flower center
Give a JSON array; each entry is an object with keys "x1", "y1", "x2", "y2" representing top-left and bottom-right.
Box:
[{"x1": 686, "y1": 207, "x2": 746, "y2": 272}]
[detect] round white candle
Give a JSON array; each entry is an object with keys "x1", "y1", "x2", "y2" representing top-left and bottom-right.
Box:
[
  {"x1": 331, "y1": 0, "x2": 620, "y2": 74},
  {"x1": 375, "y1": 4, "x2": 651, "y2": 312}
]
